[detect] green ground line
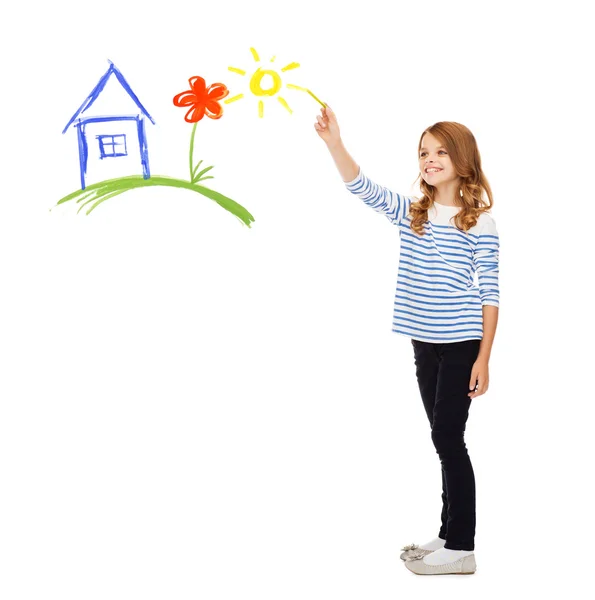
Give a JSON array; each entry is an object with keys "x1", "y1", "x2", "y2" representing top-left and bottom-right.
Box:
[{"x1": 55, "y1": 175, "x2": 255, "y2": 226}]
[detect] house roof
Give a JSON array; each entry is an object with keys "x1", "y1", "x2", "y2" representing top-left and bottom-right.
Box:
[{"x1": 63, "y1": 60, "x2": 156, "y2": 133}]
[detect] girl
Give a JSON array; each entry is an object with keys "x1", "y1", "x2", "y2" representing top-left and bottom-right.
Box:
[{"x1": 314, "y1": 106, "x2": 499, "y2": 576}]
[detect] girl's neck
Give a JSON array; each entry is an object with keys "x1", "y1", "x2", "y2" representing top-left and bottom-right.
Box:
[{"x1": 433, "y1": 181, "x2": 461, "y2": 207}]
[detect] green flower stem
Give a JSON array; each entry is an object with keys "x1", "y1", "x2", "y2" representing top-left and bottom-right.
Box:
[{"x1": 189, "y1": 121, "x2": 198, "y2": 182}]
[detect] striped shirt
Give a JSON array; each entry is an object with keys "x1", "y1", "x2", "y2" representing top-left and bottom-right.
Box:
[{"x1": 345, "y1": 168, "x2": 500, "y2": 343}]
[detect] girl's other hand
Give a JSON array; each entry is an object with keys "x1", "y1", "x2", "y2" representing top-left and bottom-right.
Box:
[{"x1": 314, "y1": 105, "x2": 341, "y2": 147}]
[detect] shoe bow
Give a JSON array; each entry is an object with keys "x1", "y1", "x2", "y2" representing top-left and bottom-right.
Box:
[
  {"x1": 401, "y1": 543, "x2": 419, "y2": 551},
  {"x1": 405, "y1": 549, "x2": 427, "y2": 562}
]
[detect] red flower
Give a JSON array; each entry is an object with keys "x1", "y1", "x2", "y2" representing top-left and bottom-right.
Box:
[{"x1": 173, "y1": 76, "x2": 229, "y2": 123}]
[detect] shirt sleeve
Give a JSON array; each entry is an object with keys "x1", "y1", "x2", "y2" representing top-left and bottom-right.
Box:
[
  {"x1": 344, "y1": 167, "x2": 412, "y2": 226},
  {"x1": 473, "y1": 216, "x2": 500, "y2": 307}
]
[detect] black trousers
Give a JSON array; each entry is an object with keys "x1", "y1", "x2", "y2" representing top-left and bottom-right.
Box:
[{"x1": 411, "y1": 338, "x2": 481, "y2": 551}]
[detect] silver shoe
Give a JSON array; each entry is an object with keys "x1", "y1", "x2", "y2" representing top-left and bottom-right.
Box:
[
  {"x1": 399, "y1": 543, "x2": 434, "y2": 561},
  {"x1": 404, "y1": 550, "x2": 476, "y2": 575}
]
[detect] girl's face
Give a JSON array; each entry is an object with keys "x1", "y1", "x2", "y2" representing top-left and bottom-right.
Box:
[{"x1": 418, "y1": 132, "x2": 458, "y2": 187}]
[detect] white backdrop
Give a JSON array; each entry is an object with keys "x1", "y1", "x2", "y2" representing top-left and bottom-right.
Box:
[{"x1": 1, "y1": 0, "x2": 593, "y2": 598}]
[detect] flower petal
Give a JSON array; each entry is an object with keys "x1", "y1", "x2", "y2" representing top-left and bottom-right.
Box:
[
  {"x1": 189, "y1": 76, "x2": 207, "y2": 99},
  {"x1": 207, "y1": 83, "x2": 229, "y2": 101},
  {"x1": 173, "y1": 91, "x2": 197, "y2": 107},
  {"x1": 205, "y1": 100, "x2": 224, "y2": 119},
  {"x1": 185, "y1": 104, "x2": 206, "y2": 123}
]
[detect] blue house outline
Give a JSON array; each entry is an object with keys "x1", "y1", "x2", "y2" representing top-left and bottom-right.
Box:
[{"x1": 63, "y1": 60, "x2": 156, "y2": 190}]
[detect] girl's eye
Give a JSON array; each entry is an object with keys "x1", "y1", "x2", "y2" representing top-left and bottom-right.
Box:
[{"x1": 420, "y1": 151, "x2": 447, "y2": 157}]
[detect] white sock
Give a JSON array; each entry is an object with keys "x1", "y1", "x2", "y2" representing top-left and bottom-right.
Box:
[
  {"x1": 419, "y1": 536, "x2": 446, "y2": 551},
  {"x1": 423, "y1": 547, "x2": 474, "y2": 566}
]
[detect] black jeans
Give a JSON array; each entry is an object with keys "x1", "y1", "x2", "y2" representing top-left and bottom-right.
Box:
[{"x1": 411, "y1": 338, "x2": 481, "y2": 551}]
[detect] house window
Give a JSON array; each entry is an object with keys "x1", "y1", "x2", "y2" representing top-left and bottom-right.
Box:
[{"x1": 97, "y1": 134, "x2": 127, "y2": 158}]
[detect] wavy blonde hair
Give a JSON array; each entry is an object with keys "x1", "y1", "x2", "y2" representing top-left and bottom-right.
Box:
[{"x1": 409, "y1": 122, "x2": 494, "y2": 236}]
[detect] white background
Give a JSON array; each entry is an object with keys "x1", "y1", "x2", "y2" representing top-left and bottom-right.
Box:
[{"x1": 1, "y1": 0, "x2": 593, "y2": 597}]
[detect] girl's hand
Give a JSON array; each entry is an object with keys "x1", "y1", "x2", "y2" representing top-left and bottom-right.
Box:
[
  {"x1": 468, "y1": 357, "x2": 489, "y2": 399},
  {"x1": 314, "y1": 105, "x2": 341, "y2": 146}
]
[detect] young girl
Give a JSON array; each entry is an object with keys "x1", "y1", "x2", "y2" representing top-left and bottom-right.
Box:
[{"x1": 314, "y1": 107, "x2": 499, "y2": 576}]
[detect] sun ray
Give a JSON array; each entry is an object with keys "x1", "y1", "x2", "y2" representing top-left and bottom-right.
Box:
[
  {"x1": 224, "y1": 94, "x2": 244, "y2": 104},
  {"x1": 228, "y1": 66, "x2": 246, "y2": 75},
  {"x1": 258, "y1": 100, "x2": 264, "y2": 118},
  {"x1": 281, "y1": 62, "x2": 300, "y2": 72},
  {"x1": 305, "y1": 88, "x2": 326, "y2": 107},
  {"x1": 277, "y1": 96, "x2": 292, "y2": 114},
  {"x1": 286, "y1": 83, "x2": 326, "y2": 107},
  {"x1": 250, "y1": 47, "x2": 260, "y2": 62},
  {"x1": 270, "y1": 56, "x2": 276, "y2": 62}
]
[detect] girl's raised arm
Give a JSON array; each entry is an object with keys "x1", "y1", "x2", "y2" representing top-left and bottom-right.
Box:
[
  {"x1": 314, "y1": 105, "x2": 359, "y2": 182},
  {"x1": 315, "y1": 106, "x2": 411, "y2": 226}
]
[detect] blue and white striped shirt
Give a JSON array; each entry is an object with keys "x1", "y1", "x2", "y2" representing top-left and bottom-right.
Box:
[{"x1": 345, "y1": 168, "x2": 500, "y2": 343}]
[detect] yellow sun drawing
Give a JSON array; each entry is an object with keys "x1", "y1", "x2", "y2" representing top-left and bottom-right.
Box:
[{"x1": 225, "y1": 47, "x2": 325, "y2": 118}]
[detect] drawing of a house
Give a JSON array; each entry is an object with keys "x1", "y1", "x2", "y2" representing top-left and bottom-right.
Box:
[{"x1": 63, "y1": 61, "x2": 155, "y2": 189}]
